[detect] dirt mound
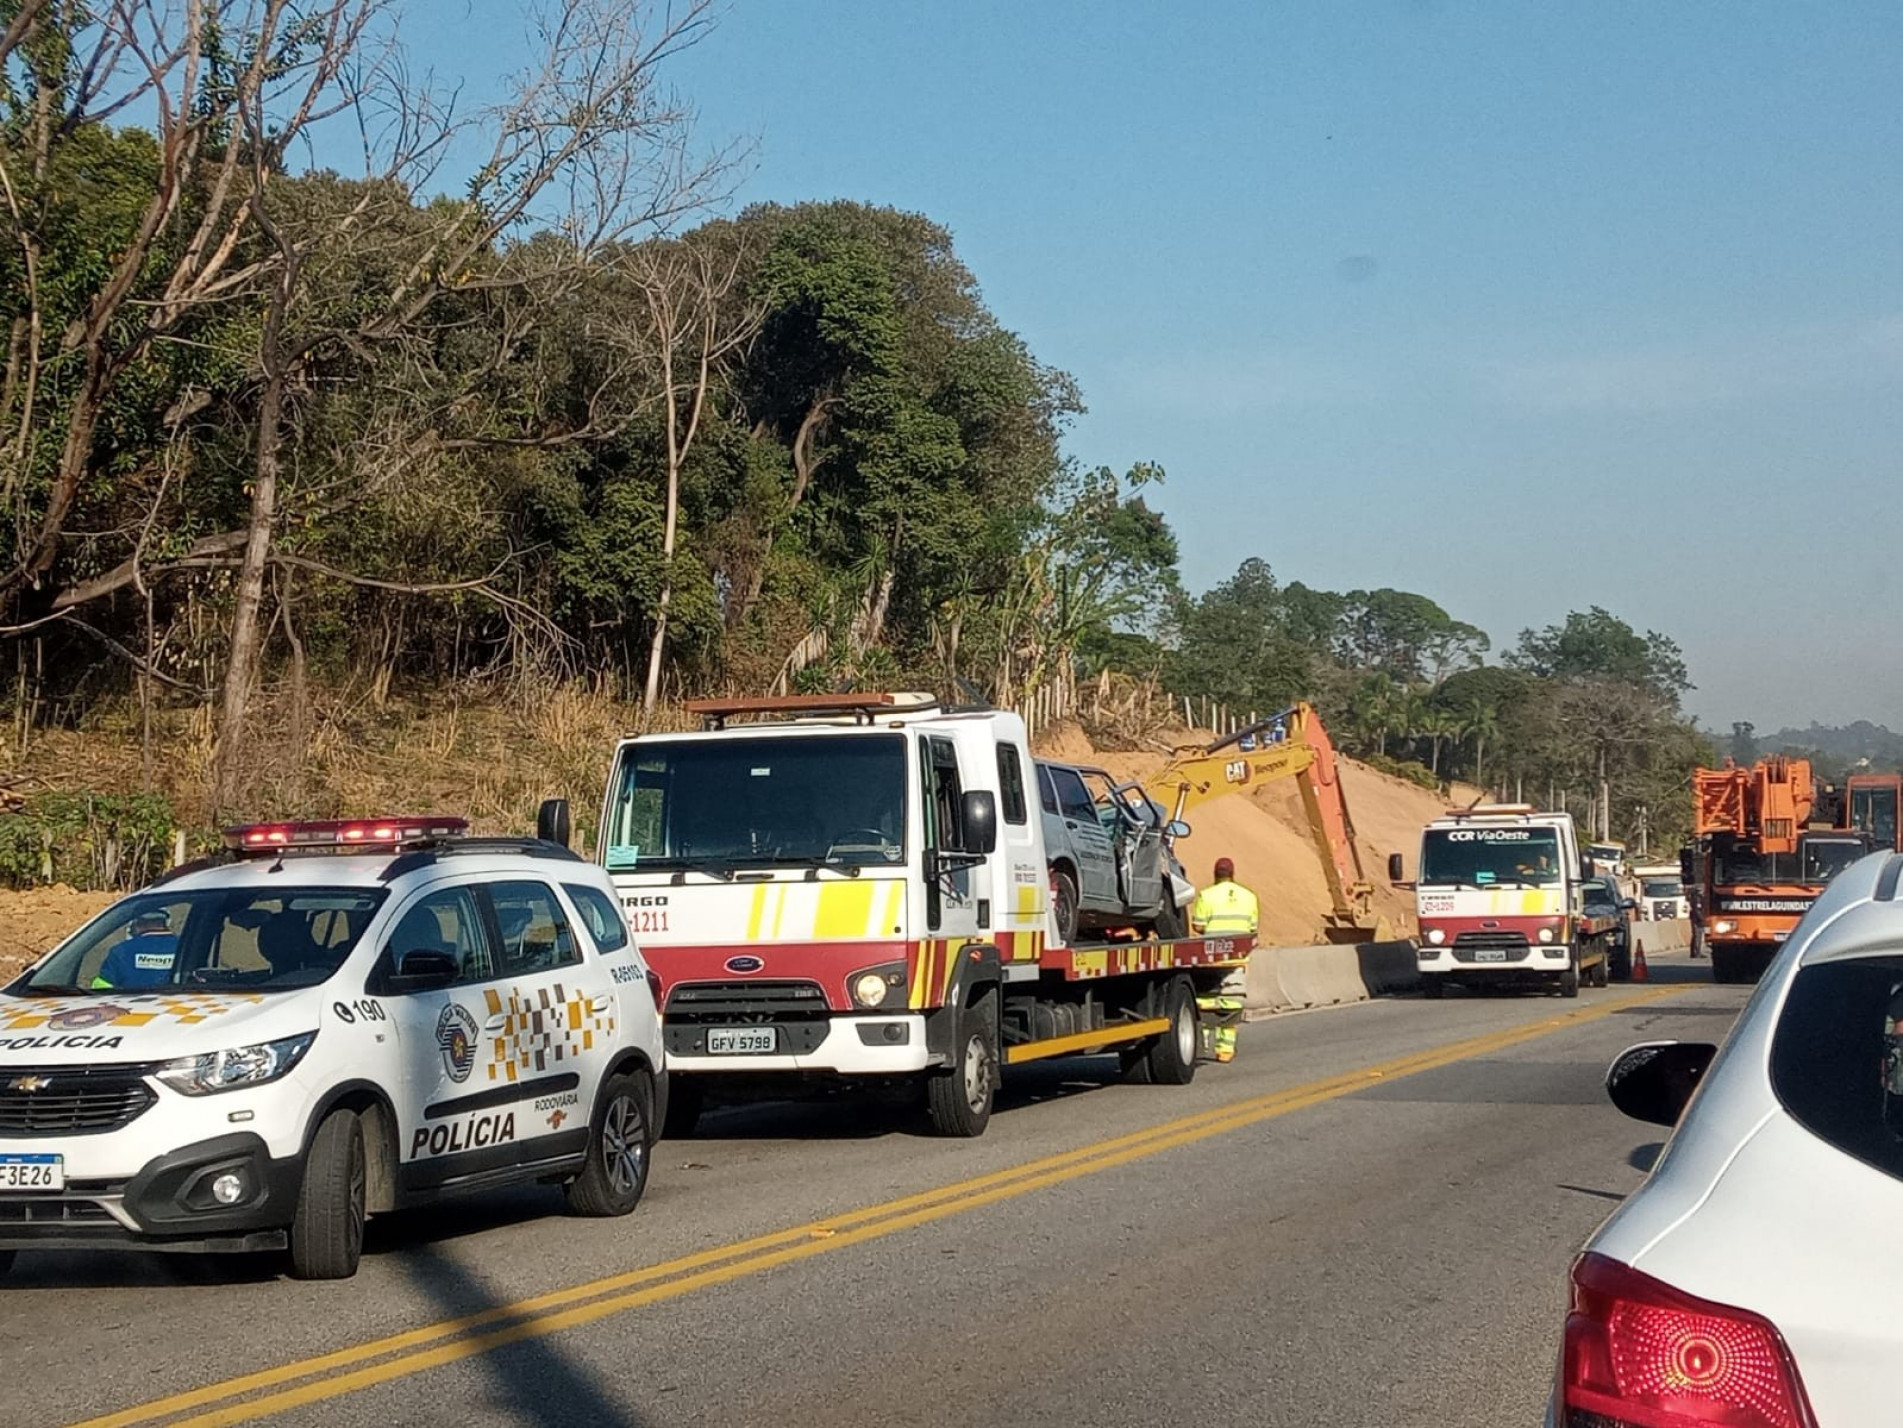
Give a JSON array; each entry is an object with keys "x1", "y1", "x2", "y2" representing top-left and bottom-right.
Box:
[
  {"x1": 1029, "y1": 719, "x2": 1097, "y2": 763},
  {"x1": 0, "y1": 886, "x2": 117, "y2": 979},
  {"x1": 1040, "y1": 723, "x2": 1457, "y2": 944}
]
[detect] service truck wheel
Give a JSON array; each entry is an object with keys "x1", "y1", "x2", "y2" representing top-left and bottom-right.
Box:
[
  {"x1": 1559, "y1": 953, "x2": 1581, "y2": 999},
  {"x1": 927, "y1": 990, "x2": 998, "y2": 1137},
  {"x1": 661, "y1": 1077, "x2": 704, "y2": 1139},
  {"x1": 1051, "y1": 869, "x2": 1080, "y2": 947},
  {"x1": 1144, "y1": 976, "x2": 1199, "y2": 1086},
  {"x1": 566, "y1": 1069, "x2": 653, "y2": 1217},
  {"x1": 289, "y1": 1108, "x2": 367, "y2": 1281}
]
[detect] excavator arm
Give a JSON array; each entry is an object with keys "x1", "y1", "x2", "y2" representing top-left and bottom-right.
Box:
[{"x1": 1159, "y1": 702, "x2": 1387, "y2": 942}]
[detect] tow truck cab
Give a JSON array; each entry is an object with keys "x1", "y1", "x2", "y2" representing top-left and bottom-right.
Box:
[{"x1": 1402, "y1": 805, "x2": 1605, "y2": 998}]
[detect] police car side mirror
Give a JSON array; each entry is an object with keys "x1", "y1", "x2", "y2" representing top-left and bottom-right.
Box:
[
  {"x1": 389, "y1": 949, "x2": 458, "y2": 992},
  {"x1": 537, "y1": 798, "x2": 572, "y2": 849},
  {"x1": 961, "y1": 790, "x2": 997, "y2": 855}
]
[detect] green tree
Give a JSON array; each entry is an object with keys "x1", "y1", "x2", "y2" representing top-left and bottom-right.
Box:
[{"x1": 1507, "y1": 606, "x2": 1691, "y2": 705}]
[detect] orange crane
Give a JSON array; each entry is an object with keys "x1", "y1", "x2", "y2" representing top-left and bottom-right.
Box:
[
  {"x1": 1156, "y1": 702, "x2": 1391, "y2": 943},
  {"x1": 1689, "y1": 757, "x2": 1869, "y2": 984}
]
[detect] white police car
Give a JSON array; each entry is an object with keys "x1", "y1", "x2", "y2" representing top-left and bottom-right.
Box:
[{"x1": 0, "y1": 816, "x2": 664, "y2": 1279}]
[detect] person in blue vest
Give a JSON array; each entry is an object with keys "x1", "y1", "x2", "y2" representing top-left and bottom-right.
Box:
[{"x1": 92, "y1": 911, "x2": 181, "y2": 989}]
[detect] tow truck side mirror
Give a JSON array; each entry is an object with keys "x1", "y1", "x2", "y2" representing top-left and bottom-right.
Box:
[
  {"x1": 537, "y1": 798, "x2": 571, "y2": 849},
  {"x1": 389, "y1": 949, "x2": 458, "y2": 992},
  {"x1": 1387, "y1": 852, "x2": 1404, "y2": 883},
  {"x1": 961, "y1": 790, "x2": 998, "y2": 855}
]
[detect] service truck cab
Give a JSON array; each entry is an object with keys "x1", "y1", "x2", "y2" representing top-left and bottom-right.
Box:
[
  {"x1": 589, "y1": 693, "x2": 1253, "y2": 1138},
  {"x1": 0, "y1": 818, "x2": 664, "y2": 1279},
  {"x1": 1397, "y1": 804, "x2": 1605, "y2": 998}
]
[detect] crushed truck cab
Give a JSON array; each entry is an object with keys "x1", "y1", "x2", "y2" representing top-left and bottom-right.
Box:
[{"x1": 592, "y1": 693, "x2": 1253, "y2": 1137}]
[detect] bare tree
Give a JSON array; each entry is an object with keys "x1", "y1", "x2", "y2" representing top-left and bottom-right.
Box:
[{"x1": 613, "y1": 234, "x2": 761, "y2": 713}]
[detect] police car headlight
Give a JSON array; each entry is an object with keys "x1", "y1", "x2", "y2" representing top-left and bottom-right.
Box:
[{"x1": 157, "y1": 1032, "x2": 316, "y2": 1096}]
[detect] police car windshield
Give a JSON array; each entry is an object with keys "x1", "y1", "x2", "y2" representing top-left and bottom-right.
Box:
[
  {"x1": 13, "y1": 887, "x2": 387, "y2": 996},
  {"x1": 1419, "y1": 827, "x2": 1563, "y2": 887},
  {"x1": 603, "y1": 733, "x2": 908, "y2": 872}
]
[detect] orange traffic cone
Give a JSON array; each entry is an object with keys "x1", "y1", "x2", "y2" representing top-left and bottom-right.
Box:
[{"x1": 1632, "y1": 941, "x2": 1650, "y2": 982}]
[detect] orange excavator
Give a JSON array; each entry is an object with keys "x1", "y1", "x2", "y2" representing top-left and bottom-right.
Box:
[
  {"x1": 1688, "y1": 757, "x2": 1871, "y2": 984},
  {"x1": 1156, "y1": 702, "x2": 1390, "y2": 943}
]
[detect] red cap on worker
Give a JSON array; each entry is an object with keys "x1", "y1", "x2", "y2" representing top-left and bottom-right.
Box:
[{"x1": 1214, "y1": 857, "x2": 1235, "y2": 880}]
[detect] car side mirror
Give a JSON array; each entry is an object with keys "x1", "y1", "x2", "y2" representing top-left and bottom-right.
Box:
[
  {"x1": 1165, "y1": 819, "x2": 1191, "y2": 840},
  {"x1": 537, "y1": 797, "x2": 572, "y2": 849},
  {"x1": 1606, "y1": 1041, "x2": 1718, "y2": 1127},
  {"x1": 1620, "y1": 898, "x2": 1637, "y2": 911},
  {"x1": 1388, "y1": 852, "x2": 1405, "y2": 883},
  {"x1": 961, "y1": 790, "x2": 997, "y2": 855},
  {"x1": 1580, "y1": 857, "x2": 1594, "y2": 881},
  {"x1": 389, "y1": 949, "x2": 458, "y2": 992}
]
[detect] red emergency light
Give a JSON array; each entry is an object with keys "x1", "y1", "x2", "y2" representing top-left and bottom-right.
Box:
[{"x1": 222, "y1": 817, "x2": 469, "y2": 853}]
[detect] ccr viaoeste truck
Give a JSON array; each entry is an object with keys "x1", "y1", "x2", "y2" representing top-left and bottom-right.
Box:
[
  {"x1": 1391, "y1": 804, "x2": 1607, "y2": 998},
  {"x1": 565, "y1": 693, "x2": 1255, "y2": 1138}
]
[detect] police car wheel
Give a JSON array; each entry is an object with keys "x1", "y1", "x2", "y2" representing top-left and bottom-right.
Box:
[
  {"x1": 566, "y1": 1069, "x2": 654, "y2": 1218},
  {"x1": 289, "y1": 1109, "x2": 367, "y2": 1281}
]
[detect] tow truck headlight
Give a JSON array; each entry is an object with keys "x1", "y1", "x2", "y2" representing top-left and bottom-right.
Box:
[
  {"x1": 1538, "y1": 927, "x2": 1556, "y2": 944},
  {"x1": 1424, "y1": 927, "x2": 1446, "y2": 946},
  {"x1": 157, "y1": 1032, "x2": 316, "y2": 1096},
  {"x1": 849, "y1": 962, "x2": 908, "y2": 1009},
  {"x1": 1713, "y1": 919, "x2": 1738, "y2": 936}
]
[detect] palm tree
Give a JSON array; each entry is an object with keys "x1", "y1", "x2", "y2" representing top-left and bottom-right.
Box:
[
  {"x1": 1460, "y1": 698, "x2": 1502, "y2": 789},
  {"x1": 1349, "y1": 673, "x2": 1399, "y2": 757}
]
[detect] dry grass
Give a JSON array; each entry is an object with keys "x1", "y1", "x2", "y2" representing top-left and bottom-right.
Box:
[{"x1": 4, "y1": 682, "x2": 701, "y2": 843}]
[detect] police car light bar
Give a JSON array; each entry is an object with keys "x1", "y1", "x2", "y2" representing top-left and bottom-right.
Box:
[{"x1": 223, "y1": 817, "x2": 470, "y2": 852}]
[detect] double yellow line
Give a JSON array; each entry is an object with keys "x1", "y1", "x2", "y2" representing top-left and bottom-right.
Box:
[{"x1": 74, "y1": 987, "x2": 1681, "y2": 1428}]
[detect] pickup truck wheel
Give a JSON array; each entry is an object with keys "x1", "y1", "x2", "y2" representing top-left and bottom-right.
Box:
[
  {"x1": 927, "y1": 990, "x2": 998, "y2": 1137},
  {"x1": 1144, "y1": 975, "x2": 1199, "y2": 1085},
  {"x1": 566, "y1": 1069, "x2": 653, "y2": 1217},
  {"x1": 1050, "y1": 869, "x2": 1079, "y2": 947},
  {"x1": 661, "y1": 1077, "x2": 704, "y2": 1139},
  {"x1": 289, "y1": 1109, "x2": 367, "y2": 1281}
]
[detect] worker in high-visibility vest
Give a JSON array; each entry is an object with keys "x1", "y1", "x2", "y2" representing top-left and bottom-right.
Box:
[{"x1": 1190, "y1": 857, "x2": 1258, "y2": 1063}]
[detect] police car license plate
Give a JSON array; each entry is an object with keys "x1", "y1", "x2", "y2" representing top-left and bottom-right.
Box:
[
  {"x1": 707, "y1": 1028, "x2": 777, "y2": 1055},
  {"x1": 0, "y1": 1154, "x2": 61, "y2": 1191},
  {"x1": 1474, "y1": 948, "x2": 1508, "y2": 963}
]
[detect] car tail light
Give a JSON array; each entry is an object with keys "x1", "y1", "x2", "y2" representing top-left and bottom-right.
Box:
[{"x1": 1561, "y1": 1253, "x2": 1817, "y2": 1428}]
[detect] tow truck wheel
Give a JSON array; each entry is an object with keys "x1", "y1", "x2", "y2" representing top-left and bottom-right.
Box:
[
  {"x1": 289, "y1": 1108, "x2": 367, "y2": 1281},
  {"x1": 662, "y1": 1077, "x2": 704, "y2": 1139},
  {"x1": 566, "y1": 1069, "x2": 654, "y2": 1217},
  {"x1": 927, "y1": 989, "x2": 998, "y2": 1138},
  {"x1": 1144, "y1": 975, "x2": 1199, "y2": 1086}
]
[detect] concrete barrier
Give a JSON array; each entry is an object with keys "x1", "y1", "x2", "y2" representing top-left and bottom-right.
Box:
[
  {"x1": 1632, "y1": 917, "x2": 1690, "y2": 953},
  {"x1": 1244, "y1": 939, "x2": 1424, "y2": 1016}
]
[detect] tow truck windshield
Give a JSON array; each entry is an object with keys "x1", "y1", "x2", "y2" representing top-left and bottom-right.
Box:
[
  {"x1": 1420, "y1": 827, "x2": 1563, "y2": 887},
  {"x1": 604, "y1": 732, "x2": 908, "y2": 872},
  {"x1": 14, "y1": 887, "x2": 386, "y2": 995}
]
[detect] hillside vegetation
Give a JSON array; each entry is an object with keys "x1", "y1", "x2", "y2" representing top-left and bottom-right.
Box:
[{"x1": 1, "y1": 0, "x2": 1711, "y2": 888}]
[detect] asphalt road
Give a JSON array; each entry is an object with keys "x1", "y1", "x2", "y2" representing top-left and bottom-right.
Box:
[{"x1": 8, "y1": 951, "x2": 1742, "y2": 1428}]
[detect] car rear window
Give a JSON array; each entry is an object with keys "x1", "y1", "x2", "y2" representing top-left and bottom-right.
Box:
[{"x1": 1770, "y1": 956, "x2": 1903, "y2": 1181}]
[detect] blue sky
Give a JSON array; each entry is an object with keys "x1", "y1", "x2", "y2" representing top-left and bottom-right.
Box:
[{"x1": 403, "y1": 0, "x2": 1903, "y2": 732}]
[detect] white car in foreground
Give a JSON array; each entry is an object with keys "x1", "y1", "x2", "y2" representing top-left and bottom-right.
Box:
[
  {"x1": 1551, "y1": 849, "x2": 1903, "y2": 1426},
  {"x1": 0, "y1": 815, "x2": 664, "y2": 1279}
]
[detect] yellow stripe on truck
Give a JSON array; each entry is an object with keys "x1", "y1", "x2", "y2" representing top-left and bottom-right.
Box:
[
  {"x1": 815, "y1": 881, "x2": 877, "y2": 939},
  {"x1": 745, "y1": 885, "x2": 769, "y2": 942},
  {"x1": 881, "y1": 882, "x2": 904, "y2": 937}
]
